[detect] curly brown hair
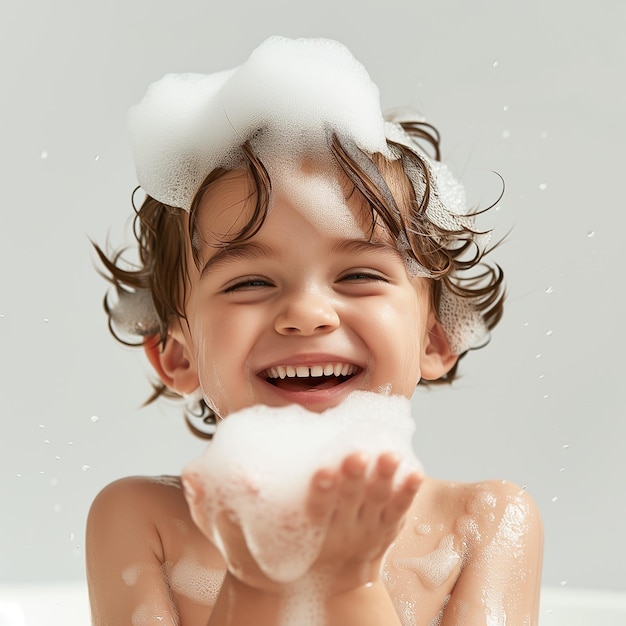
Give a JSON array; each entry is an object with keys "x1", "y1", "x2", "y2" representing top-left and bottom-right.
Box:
[{"x1": 95, "y1": 120, "x2": 504, "y2": 438}]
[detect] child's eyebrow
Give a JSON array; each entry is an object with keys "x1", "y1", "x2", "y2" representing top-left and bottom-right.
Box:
[
  {"x1": 330, "y1": 238, "x2": 401, "y2": 259},
  {"x1": 200, "y1": 242, "x2": 275, "y2": 279}
]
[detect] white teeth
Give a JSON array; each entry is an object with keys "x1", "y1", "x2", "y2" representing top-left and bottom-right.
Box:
[{"x1": 264, "y1": 363, "x2": 357, "y2": 379}]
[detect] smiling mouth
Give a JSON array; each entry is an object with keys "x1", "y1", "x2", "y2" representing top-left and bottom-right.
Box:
[{"x1": 260, "y1": 363, "x2": 360, "y2": 391}]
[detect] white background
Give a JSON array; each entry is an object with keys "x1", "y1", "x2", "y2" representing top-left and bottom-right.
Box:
[{"x1": 1, "y1": 0, "x2": 624, "y2": 592}]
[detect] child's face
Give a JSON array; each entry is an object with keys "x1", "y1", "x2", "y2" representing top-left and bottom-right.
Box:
[{"x1": 173, "y1": 167, "x2": 447, "y2": 418}]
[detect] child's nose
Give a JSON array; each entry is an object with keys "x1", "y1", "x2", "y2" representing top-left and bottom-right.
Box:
[{"x1": 274, "y1": 287, "x2": 340, "y2": 336}]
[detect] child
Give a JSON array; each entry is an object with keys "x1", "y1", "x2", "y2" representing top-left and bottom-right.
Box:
[{"x1": 87, "y1": 36, "x2": 543, "y2": 626}]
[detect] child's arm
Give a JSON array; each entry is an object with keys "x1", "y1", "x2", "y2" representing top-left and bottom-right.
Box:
[
  {"x1": 442, "y1": 481, "x2": 544, "y2": 625},
  {"x1": 186, "y1": 452, "x2": 422, "y2": 626},
  {"x1": 86, "y1": 477, "x2": 181, "y2": 625}
]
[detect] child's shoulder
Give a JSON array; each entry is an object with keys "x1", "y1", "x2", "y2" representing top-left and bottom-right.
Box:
[
  {"x1": 86, "y1": 476, "x2": 225, "y2": 623},
  {"x1": 89, "y1": 475, "x2": 188, "y2": 525},
  {"x1": 417, "y1": 476, "x2": 542, "y2": 540},
  {"x1": 86, "y1": 474, "x2": 219, "y2": 569}
]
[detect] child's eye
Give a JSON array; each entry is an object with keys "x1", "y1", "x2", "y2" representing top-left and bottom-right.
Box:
[
  {"x1": 224, "y1": 277, "x2": 274, "y2": 292},
  {"x1": 338, "y1": 270, "x2": 388, "y2": 283}
]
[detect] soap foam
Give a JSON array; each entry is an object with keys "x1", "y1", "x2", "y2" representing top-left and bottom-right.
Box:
[
  {"x1": 128, "y1": 37, "x2": 392, "y2": 212},
  {"x1": 394, "y1": 534, "x2": 461, "y2": 589},
  {"x1": 164, "y1": 558, "x2": 225, "y2": 606},
  {"x1": 182, "y1": 391, "x2": 422, "y2": 584}
]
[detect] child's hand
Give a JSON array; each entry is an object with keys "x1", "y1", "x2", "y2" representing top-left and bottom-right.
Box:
[
  {"x1": 183, "y1": 452, "x2": 422, "y2": 595},
  {"x1": 305, "y1": 452, "x2": 423, "y2": 592}
]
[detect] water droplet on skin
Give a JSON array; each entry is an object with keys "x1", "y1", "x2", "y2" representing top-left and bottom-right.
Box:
[
  {"x1": 40, "y1": 151, "x2": 48, "y2": 159},
  {"x1": 90, "y1": 415, "x2": 100, "y2": 423},
  {"x1": 518, "y1": 485, "x2": 527, "y2": 495},
  {"x1": 546, "y1": 330, "x2": 553, "y2": 336},
  {"x1": 545, "y1": 286, "x2": 554, "y2": 294},
  {"x1": 587, "y1": 230, "x2": 595, "y2": 238},
  {"x1": 539, "y1": 183, "x2": 548, "y2": 191}
]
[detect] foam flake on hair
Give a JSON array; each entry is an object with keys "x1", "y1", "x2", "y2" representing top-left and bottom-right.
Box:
[
  {"x1": 438, "y1": 286, "x2": 490, "y2": 355},
  {"x1": 109, "y1": 287, "x2": 159, "y2": 337}
]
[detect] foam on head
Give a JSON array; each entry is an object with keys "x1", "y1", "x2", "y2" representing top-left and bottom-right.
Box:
[
  {"x1": 182, "y1": 391, "x2": 422, "y2": 584},
  {"x1": 128, "y1": 36, "x2": 392, "y2": 211}
]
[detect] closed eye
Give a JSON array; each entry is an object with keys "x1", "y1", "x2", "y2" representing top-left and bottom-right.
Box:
[
  {"x1": 223, "y1": 277, "x2": 274, "y2": 292},
  {"x1": 338, "y1": 271, "x2": 388, "y2": 283}
]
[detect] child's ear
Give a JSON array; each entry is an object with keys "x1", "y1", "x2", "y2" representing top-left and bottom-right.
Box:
[
  {"x1": 143, "y1": 333, "x2": 199, "y2": 394},
  {"x1": 420, "y1": 313, "x2": 459, "y2": 380}
]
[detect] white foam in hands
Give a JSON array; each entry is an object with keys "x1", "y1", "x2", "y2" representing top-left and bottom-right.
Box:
[{"x1": 182, "y1": 391, "x2": 422, "y2": 583}]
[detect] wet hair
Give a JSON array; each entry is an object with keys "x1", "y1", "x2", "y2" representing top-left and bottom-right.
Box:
[{"x1": 95, "y1": 120, "x2": 504, "y2": 438}]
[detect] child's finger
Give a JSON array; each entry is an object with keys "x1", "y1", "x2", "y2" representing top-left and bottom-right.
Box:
[
  {"x1": 307, "y1": 467, "x2": 338, "y2": 524},
  {"x1": 381, "y1": 471, "x2": 423, "y2": 526},
  {"x1": 359, "y1": 453, "x2": 400, "y2": 523},
  {"x1": 332, "y1": 452, "x2": 368, "y2": 524}
]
